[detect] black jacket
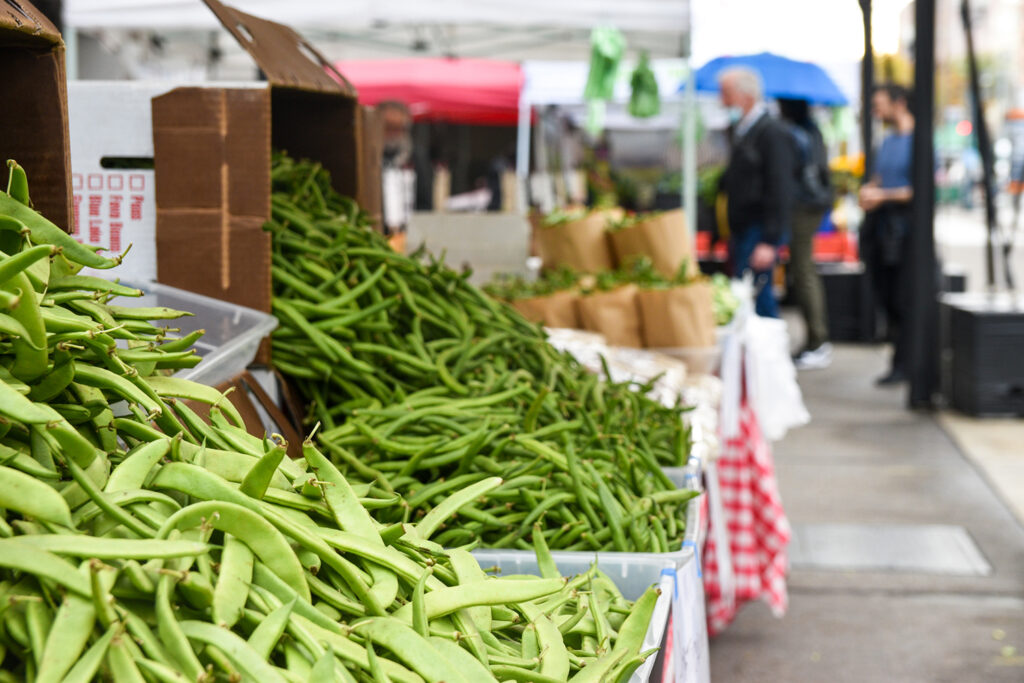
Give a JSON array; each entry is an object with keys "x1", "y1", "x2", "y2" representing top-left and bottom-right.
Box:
[
  {"x1": 719, "y1": 113, "x2": 796, "y2": 244},
  {"x1": 788, "y1": 120, "x2": 833, "y2": 210}
]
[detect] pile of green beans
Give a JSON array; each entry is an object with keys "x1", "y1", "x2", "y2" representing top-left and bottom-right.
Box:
[
  {"x1": 2, "y1": 426, "x2": 661, "y2": 681},
  {"x1": 267, "y1": 155, "x2": 695, "y2": 551},
  {"x1": 0, "y1": 160, "x2": 662, "y2": 681}
]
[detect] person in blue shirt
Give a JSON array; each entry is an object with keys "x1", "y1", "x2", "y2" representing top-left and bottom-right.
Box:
[{"x1": 859, "y1": 84, "x2": 914, "y2": 385}]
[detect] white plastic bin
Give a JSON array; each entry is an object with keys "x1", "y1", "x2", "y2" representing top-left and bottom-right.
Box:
[
  {"x1": 472, "y1": 545, "x2": 692, "y2": 602},
  {"x1": 472, "y1": 493, "x2": 700, "y2": 602},
  {"x1": 115, "y1": 281, "x2": 277, "y2": 387}
]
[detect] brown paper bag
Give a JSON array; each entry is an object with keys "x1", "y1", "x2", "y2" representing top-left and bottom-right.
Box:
[
  {"x1": 577, "y1": 284, "x2": 643, "y2": 347},
  {"x1": 609, "y1": 209, "x2": 697, "y2": 278},
  {"x1": 637, "y1": 282, "x2": 716, "y2": 349},
  {"x1": 534, "y1": 209, "x2": 620, "y2": 273},
  {"x1": 510, "y1": 290, "x2": 581, "y2": 329}
]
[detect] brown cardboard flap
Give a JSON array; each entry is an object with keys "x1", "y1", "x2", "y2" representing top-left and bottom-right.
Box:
[
  {"x1": 1, "y1": 0, "x2": 61, "y2": 46},
  {"x1": 152, "y1": 129, "x2": 224, "y2": 209},
  {"x1": 271, "y1": 88, "x2": 358, "y2": 198},
  {"x1": 0, "y1": 0, "x2": 72, "y2": 231},
  {"x1": 357, "y1": 105, "x2": 383, "y2": 229},
  {"x1": 153, "y1": 1, "x2": 381, "y2": 338},
  {"x1": 156, "y1": 211, "x2": 271, "y2": 312},
  {"x1": 203, "y1": 0, "x2": 354, "y2": 96},
  {"x1": 153, "y1": 88, "x2": 271, "y2": 313},
  {"x1": 200, "y1": 1, "x2": 379, "y2": 218}
]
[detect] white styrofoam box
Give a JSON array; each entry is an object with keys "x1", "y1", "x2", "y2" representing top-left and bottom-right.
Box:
[{"x1": 68, "y1": 81, "x2": 175, "y2": 283}]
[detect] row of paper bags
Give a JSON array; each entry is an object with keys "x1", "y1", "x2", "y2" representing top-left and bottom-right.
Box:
[
  {"x1": 532, "y1": 208, "x2": 697, "y2": 277},
  {"x1": 510, "y1": 281, "x2": 716, "y2": 350}
]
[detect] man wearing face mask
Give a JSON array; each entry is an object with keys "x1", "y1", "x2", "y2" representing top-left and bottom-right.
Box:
[{"x1": 717, "y1": 67, "x2": 796, "y2": 318}]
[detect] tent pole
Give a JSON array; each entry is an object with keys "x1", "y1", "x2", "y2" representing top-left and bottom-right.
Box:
[
  {"x1": 65, "y1": 25, "x2": 79, "y2": 80},
  {"x1": 859, "y1": 0, "x2": 874, "y2": 178},
  {"x1": 961, "y1": 0, "x2": 999, "y2": 290},
  {"x1": 683, "y1": 56, "x2": 698, "y2": 258},
  {"x1": 908, "y1": 0, "x2": 939, "y2": 408},
  {"x1": 516, "y1": 93, "x2": 531, "y2": 213}
]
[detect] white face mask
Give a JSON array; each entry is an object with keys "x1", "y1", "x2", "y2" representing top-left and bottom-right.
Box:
[{"x1": 726, "y1": 106, "x2": 744, "y2": 124}]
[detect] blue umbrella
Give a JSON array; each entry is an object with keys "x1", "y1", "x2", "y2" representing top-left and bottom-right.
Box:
[{"x1": 689, "y1": 52, "x2": 848, "y2": 106}]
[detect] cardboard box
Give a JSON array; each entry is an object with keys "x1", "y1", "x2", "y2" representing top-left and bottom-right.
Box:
[
  {"x1": 0, "y1": 0, "x2": 72, "y2": 231},
  {"x1": 68, "y1": 82, "x2": 183, "y2": 282},
  {"x1": 152, "y1": 0, "x2": 381, "y2": 312},
  {"x1": 358, "y1": 105, "x2": 383, "y2": 229}
]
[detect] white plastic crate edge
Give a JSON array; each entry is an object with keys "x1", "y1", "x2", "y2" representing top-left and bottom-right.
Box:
[
  {"x1": 631, "y1": 570, "x2": 677, "y2": 683},
  {"x1": 471, "y1": 489, "x2": 701, "y2": 599},
  {"x1": 118, "y1": 280, "x2": 277, "y2": 388}
]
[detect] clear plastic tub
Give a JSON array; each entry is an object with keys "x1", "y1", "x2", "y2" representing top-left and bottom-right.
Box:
[{"x1": 115, "y1": 281, "x2": 277, "y2": 387}]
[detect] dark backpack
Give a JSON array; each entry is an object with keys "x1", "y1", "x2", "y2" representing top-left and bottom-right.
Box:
[{"x1": 787, "y1": 122, "x2": 833, "y2": 210}]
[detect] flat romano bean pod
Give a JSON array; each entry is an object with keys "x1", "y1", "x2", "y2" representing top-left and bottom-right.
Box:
[
  {"x1": 178, "y1": 620, "x2": 288, "y2": 683},
  {"x1": 157, "y1": 501, "x2": 310, "y2": 603}
]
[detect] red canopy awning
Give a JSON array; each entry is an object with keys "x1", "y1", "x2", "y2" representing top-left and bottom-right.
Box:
[{"x1": 334, "y1": 58, "x2": 524, "y2": 126}]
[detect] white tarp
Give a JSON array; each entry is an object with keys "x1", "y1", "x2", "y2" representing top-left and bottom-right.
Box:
[
  {"x1": 65, "y1": 0, "x2": 689, "y2": 32},
  {"x1": 521, "y1": 58, "x2": 687, "y2": 106},
  {"x1": 521, "y1": 58, "x2": 689, "y2": 131}
]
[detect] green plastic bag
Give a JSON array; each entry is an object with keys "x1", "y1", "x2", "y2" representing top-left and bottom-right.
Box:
[
  {"x1": 584, "y1": 27, "x2": 625, "y2": 102},
  {"x1": 628, "y1": 51, "x2": 660, "y2": 118}
]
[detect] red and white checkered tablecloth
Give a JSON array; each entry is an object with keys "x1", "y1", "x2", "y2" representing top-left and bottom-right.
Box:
[{"x1": 702, "y1": 398, "x2": 791, "y2": 637}]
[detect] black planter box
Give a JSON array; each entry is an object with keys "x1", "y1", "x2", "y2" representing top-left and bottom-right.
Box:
[
  {"x1": 818, "y1": 262, "x2": 877, "y2": 342},
  {"x1": 942, "y1": 293, "x2": 1024, "y2": 416}
]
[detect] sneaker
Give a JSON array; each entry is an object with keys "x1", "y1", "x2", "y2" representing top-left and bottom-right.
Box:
[
  {"x1": 875, "y1": 368, "x2": 907, "y2": 386},
  {"x1": 794, "y1": 342, "x2": 833, "y2": 370}
]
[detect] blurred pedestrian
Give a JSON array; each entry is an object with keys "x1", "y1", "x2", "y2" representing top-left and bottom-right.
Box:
[
  {"x1": 780, "y1": 98, "x2": 834, "y2": 369},
  {"x1": 378, "y1": 100, "x2": 434, "y2": 212},
  {"x1": 859, "y1": 84, "x2": 914, "y2": 385},
  {"x1": 718, "y1": 67, "x2": 795, "y2": 318}
]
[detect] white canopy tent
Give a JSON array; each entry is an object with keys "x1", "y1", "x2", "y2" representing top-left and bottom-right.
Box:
[
  {"x1": 518, "y1": 58, "x2": 697, "y2": 234},
  {"x1": 518, "y1": 58, "x2": 686, "y2": 196},
  {"x1": 521, "y1": 59, "x2": 688, "y2": 108},
  {"x1": 63, "y1": 0, "x2": 695, "y2": 222},
  {"x1": 65, "y1": 0, "x2": 688, "y2": 31},
  {"x1": 63, "y1": 1, "x2": 689, "y2": 63}
]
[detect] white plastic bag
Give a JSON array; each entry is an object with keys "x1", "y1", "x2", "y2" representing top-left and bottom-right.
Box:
[{"x1": 743, "y1": 314, "x2": 810, "y2": 441}]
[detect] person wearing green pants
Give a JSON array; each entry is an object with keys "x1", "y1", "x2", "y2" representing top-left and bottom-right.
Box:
[
  {"x1": 790, "y1": 206, "x2": 831, "y2": 362},
  {"x1": 780, "y1": 98, "x2": 833, "y2": 369}
]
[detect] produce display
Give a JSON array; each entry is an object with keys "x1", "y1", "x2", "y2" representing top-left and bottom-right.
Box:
[
  {"x1": 539, "y1": 208, "x2": 590, "y2": 228},
  {"x1": 604, "y1": 214, "x2": 653, "y2": 234},
  {"x1": 486, "y1": 258, "x2": 738, "y2": 330},
  {"x1": 267, "y1": 155, "x2": 696, "y2": 549},
  {"x1": 0, "y1": 161, "x2": 664, "y2": 681},
  {"x1": 483, "y1": 267, "x2": 580, "y2": 302},
  {"x1": 709, "y1": 273, "x2": 740, "y2": 327}
]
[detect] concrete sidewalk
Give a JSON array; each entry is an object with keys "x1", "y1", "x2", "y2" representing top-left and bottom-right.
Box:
[{"x1": 709, "y1": 345, "x2": 1024, "y2": 682}]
